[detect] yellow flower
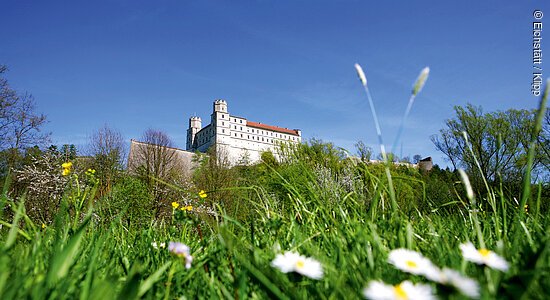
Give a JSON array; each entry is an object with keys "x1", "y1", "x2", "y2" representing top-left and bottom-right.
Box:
[
  {"x1": 180, "y1": 205, "x2": 193, "y2": 211},
  {"x1": 62, "y1": 162, "x2": 72, "y2": 176},
  {"x1": 42, "y1": 223, "x2": 46, "y2": 229},
  {"x1": 198, "y1": 190, "x2": 207, "y2": 199},
  {"x1": 171, "y1": 202, "x2": 179, "y2": 209}
]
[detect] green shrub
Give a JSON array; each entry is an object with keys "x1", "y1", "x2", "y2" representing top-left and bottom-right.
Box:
[{"x1": 99, "y1": 176, "x2": 153, "y2": 228}]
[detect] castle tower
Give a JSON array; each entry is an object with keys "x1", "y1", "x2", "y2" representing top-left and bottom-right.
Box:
[
  {"x1": 211, "y1": 99, "x2": 230, "y2": 145},
  {"x1": 186, "y1": 116, "x2": 202, "y2": 150},
  {"x1": 213, "y1": 99, "x2": 227, "y2": 113}
]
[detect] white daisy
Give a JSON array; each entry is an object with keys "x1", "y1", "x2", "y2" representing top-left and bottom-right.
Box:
[
  {"x1": 363, "y1": 280, "x2": 435, "y2": 300},
  {"x1": 271, "y1": 251, "x2": 323, "y2": 280},
  {"x1": 388, "y1": 249, "x2": 440, "y2": 281},
  {"x1": 438, "y1": 268, "x2": 480, "y2": 298},
  {"x1": 459, "y1": 242, "x2": 509, "y2": 271},
  {"x1": 168, "y1": 241, "x2": 193, "y2": 269}
]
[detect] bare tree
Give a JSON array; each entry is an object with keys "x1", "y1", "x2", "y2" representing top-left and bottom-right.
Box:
[
  {"x1": 87, "y1": 125, "x2": 126, "y2": 194},
  {"x1": 0, "y1": 67, "x2": 49, "y2": 151},
  {"x1": 131, "y1": 129, "x2": 178, "y2": 181},
  {"x1": 128, "y1": 129, "x2": 189, "y2": 218},
  {"x1": 0, "y1": 66, "x2": 50, "y2": 170}
]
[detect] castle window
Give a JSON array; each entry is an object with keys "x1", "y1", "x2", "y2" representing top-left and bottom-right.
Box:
[
  {"x1": 241, "y1": 134, "x2": 243, "y2": 137},
  {"x1": 222, "y1": 129, "x2": 225, "y2": 133},
  {"x1": 240, "y1": 126, "x2": 242, "y2": 130},
  {"x1": 222, "y1": 115, "x2": 224, "y2": 118},
  {"x1": 240, "y1": 120, "x2": 242, "y2": 123},
  {"x1": 235, "y1": 133, "x2": 237, "y2": 137}
]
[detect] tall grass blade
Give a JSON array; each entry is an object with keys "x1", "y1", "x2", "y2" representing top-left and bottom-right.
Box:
[
  {"x1": 118, "y1": 264, "x2": 141, "y2": 300},
  {"x1": 138, "y1": 261, "x2": 172, "y2": 297},
  {"x1": 354, "y1": 63, "x2": 397, "y2": 211},
  {"x1": 47, "y1": 216, "x2": 91, "y2": 285},
  {"x1": 391, "y1": 67, "x2": 429, "y2": 155},
  {"x1": 3, "y1": 196, "x2": 25, "y2": 251},
  {"x1": 520, "y1": 79, "x2": 549, "y2": 211}
]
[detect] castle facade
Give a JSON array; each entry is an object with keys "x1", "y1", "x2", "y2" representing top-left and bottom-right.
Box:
[{"x1": 186, "y1": 99, "x2": 302, "y2": 164}]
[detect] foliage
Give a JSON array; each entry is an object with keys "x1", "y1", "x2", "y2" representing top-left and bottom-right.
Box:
[
  {"x1": 192, "y1": 146, "x2": 245, "y2": 220},
  {"x1": 355, "y1": 140, "x2": 373, "y2": 162},
  {"x1": 98, "y1": 176, "x2": 153, "y2": 229},
  {"x1": 1, "y1": 70, "x2": 549, "y2": 299},
  {"x1": 0, "y1": 146, "x2": 549, "y2": 298},
  {"x1": 431, "y1": 104, "x2": 548, "y2": 194}
]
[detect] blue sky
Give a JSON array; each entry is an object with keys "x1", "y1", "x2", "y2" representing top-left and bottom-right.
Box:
[{"x1": 1, "y1": 0, "x2": 547, "y2": 166}]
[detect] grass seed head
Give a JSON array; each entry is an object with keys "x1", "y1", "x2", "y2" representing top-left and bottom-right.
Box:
[
  {"x1": 412, "y1": 67, "x2": 430, "y2": 96},
  {"x1": 355, "y1": 63, "x2": 367, "y2": 87}
]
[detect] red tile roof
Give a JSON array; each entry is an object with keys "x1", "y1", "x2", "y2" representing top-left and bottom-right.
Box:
[{"x1": 247, "y1": 121, "x2": 300, "y2": 136}]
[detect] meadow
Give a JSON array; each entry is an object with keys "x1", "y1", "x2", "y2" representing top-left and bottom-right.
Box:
[
  {"x1": 1, "y1": 70, "x2": 549, "y2": 299},
  {"x1": 0, "y1": 137, "x2": 549, "y2": 299}
]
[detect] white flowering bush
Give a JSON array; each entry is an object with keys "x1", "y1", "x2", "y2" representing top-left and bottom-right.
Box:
[{"x1": 12, "y1": 150, "x2": 70, "y2": 223}]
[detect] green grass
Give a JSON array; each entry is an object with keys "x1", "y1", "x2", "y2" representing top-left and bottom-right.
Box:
[
  {"x1": 0, "y1": 157, "x2": 549, "y2": 299},
  {"x1": 0, "y1": 77, "x2": 548, "y2": 299}
]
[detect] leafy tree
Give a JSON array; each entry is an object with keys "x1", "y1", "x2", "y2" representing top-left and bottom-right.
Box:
[
  {"x1": 60, "y1": 144, "x2": 77, "y2": 161},
  {"x1": 192, "y1": 146, "x2": 237, "y2": 208},
  {"x1": 261, "y1": 150, "x2": 278, "y2": 168},
  {"x1": 376, "y1": 152, "x2": 399, "y2": 163},
  {"x1": 431, "y1": 104, "x2": 544, "y2": 192},
  {"x1": 293, "y1": 138, "x2": 347, "y2": 171},
  {"x1": 355, "y1": 140, "x2": 373, "y2": 162}
]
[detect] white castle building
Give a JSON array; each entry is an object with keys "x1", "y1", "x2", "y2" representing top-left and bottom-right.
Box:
[{"x1": 187, "y1": 99, "x2": 302, "y2": 163}]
